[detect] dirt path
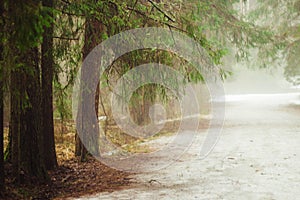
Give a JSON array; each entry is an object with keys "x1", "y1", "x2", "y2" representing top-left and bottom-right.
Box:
[{"x1": 76, "y1": 93, "x2": 300, "y2": 200}]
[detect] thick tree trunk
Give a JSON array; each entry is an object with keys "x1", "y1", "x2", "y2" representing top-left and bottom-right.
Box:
[
  {"x1": 76, "y1": 82, "x2": 100, "y2": 160},
  {"x1": 19, "y1": 47, "x2": 47, "y2": 182},
  {"x1": 41, "y1": 0, "x2": 58, "y2": 170},
  {"x1": 8, "y1": 1, "x2": 48, "y2": 183},
  {"x1": 10, "y1": 62, "x2": 22, "y2": 183},
  {"x1": 76, "y1": 10, "x2": 104, "y2": 160}
]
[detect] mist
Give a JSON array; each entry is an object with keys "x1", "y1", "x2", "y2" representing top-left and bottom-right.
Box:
[{"x1": 224, "y1": 65, "x2": 298, "y2": 95}]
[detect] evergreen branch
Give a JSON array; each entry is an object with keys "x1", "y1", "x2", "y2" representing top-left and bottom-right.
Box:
[
  {"x1": 128, "y1": 0, "x2": 139, "y2": 20},
  {"x1": 126, "y1": 6, "x2": 215, "y2": 58},
  {"x1": 147, "y1": 0, "x2": 175, "y2": 22},
  {"x1": 59, "y1": 0, "x2": 71, "y2": 5},
  {"x1": 53, "y1": 36, "x2": 79, "y2": 41},
  {"x1": 54, "y1": 8, "x2": 84, "y2": 17}
]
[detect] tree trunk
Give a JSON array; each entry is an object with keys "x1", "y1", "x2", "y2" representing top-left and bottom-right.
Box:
[
  {"x1": 130, "y1": 85, "x2": 155, "y2": 126},
  {"x1": 8, "y1": 1, "x2": 48, "y2": 183},
  {"x1": 0, "y1": 84, "x2": 4, "y2": 194},
  {"x1": 19, "y1": 47, "x2": 47, "y2": 182},
  {"x1": 76, "y1": 7, "x2": 104, "y2": 160},
  {"x1": 10, "y1": 57, "x2": 22, "y2": 183},
  {"x1": 75, "y1": 131, "x2": 81, "y2": 156},
  {"x1": 0, "y1": 0, "x2": 4, "y2": 192},
  {"x1": 0, "y1": 76, "x2": 3, "y2": 193},
  {"x1": 41, "y1": 0, "x2": 58, "y2": 170}
]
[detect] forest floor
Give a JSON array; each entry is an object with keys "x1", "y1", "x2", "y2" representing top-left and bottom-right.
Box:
[
  {"x1": 2, "y1": 125, "x2": 136, "y2": 200},
  {"x1": 2, "y1": 109, "x2": 194, "y2": 199},
  {"x1": 2, "y1": 157, "x2": 133, "y2": 200}
]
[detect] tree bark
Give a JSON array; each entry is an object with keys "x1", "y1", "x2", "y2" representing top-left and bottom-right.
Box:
[
  {"x1": 10, "y1": 52, "x2": 22, "y2": 183},
  {"x1": 41, "y1": 0, "x2": 58, "y2": 170},
  {"x1": 0, "y1": 0, "x2": 4, "y2": 192},
  {"x1": 0, "y1": 77, "x2": 4, "y2": 193},
  {"x1": 19, "y1": 47, "x2": 47, "y2": 182},
  {"x1": 8, "y1": 0, "x2": 48, "y2": 183},
  {"x1": 76, "y1": 6, "x2": 104, "y2": 160},
  {"x1": 0, "y1": 93, "x2": 4, "y2": 193}
]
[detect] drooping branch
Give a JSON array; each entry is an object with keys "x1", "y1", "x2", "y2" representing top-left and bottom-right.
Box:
[{"x1": 147, "y1": 0, "x2": 175, "y2": 22}]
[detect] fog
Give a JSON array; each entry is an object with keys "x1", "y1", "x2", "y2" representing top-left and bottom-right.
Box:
[{"x1": 224, "y1": 65, "x2": 298, "y2": 95}]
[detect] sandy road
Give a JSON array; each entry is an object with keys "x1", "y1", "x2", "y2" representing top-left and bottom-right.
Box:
[{"x1": 76, "y1": 93, "x2": 300, "y2": 200}]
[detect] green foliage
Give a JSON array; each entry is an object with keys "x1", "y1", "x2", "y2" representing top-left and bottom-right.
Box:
[
  {"x1": 38, "y1": 0, "x2": 294, "y2": 120},
  {"x1": 53, "y1": 80, "x2": 73, "y2": 120},
  {"x1": 249, "y1": 0, "x2": 300, "y2": 84},
  {"x1": 8, "y1": 2, "x2": 53, "y2": 51},
  {"x1": 3, "y1": 0, "x2": 56, "y2": 110}
]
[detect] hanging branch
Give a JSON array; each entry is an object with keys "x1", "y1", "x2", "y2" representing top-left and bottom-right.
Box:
[
  {"x1": 147, "y1": 0, "x2": 175, "y2": 22},
  {"x1": 127, "y1": 0, "x2": 139, "y2": 21}
]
